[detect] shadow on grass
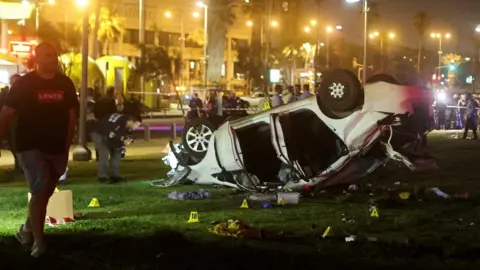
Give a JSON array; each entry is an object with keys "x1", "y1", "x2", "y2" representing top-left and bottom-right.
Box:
[{"x1": 1, "y1": 230, "x2": 480, "y2": 270}]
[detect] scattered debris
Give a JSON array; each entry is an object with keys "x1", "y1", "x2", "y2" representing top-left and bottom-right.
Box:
[
  {"x1": 262, "y1": 203, "x2": 273, "y2": 209},
  {"x1": 398, "y1": 192, "x2": 411, "y2": 200},
  {"x1": 348, "y1": 184, "x2": 359, "y2": 191},
  {"x1": 168, "y1": 189, "x2": 210, "y2": 200},
  {"x1": 209, "y1": 220, "x2": 261, "y2": 238},
  {"x1": 277, "y1": 192, "x2": 300, "y2": 204},
  {"x1": 454, "y1": 193, "x2": 469, "y2": 199},
  {"x1": 248, "y1": 193, "x2": 276, "y2": 202},
  {"x1": 45, "y1": 216, "x2": 74, "y2": 227},
  {"x1": 429, "y1": 187, "x2": 450, "y2": 199},
  {"x1": 345, "y1": 235, "x2": 356, "y2": 242}
]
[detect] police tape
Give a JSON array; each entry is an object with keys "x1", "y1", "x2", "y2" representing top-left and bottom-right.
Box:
[{"x1": 191, "y1": 107, "x2": 267, "y2": 112}]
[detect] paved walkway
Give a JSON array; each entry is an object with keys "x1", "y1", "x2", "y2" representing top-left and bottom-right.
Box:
[{"x1": 0, "y1": 139, "x2": 171, "y2": 167}]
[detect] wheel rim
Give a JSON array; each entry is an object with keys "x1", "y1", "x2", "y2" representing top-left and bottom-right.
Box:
[
  {"x1": 328, "y1": 82, "x2": 346, "y2": 99},
  {"x1": 185, "y1": 124, "x2": 213, "y2": 153}
]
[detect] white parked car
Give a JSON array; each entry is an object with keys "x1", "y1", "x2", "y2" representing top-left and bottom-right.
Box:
[
  {"x1": 240, "y1": 91, "x2": 274, "y2": 108},
  {"x1": 163, "y1": 70, "x2": 436, "y2": 191}
]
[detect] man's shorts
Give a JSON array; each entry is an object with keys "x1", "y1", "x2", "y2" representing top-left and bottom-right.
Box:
[{"x1": 16, "y1": 150, "x2": 68, "y2": 195}]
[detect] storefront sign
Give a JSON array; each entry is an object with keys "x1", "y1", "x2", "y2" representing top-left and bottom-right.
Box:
[{"x1": 9, "y1": 41, "x2": 33, "y2": 56}]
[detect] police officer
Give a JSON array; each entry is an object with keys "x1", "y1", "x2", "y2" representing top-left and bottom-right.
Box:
[{"x1": 462, "y1": 93, "x2": 478, "y2": 140}]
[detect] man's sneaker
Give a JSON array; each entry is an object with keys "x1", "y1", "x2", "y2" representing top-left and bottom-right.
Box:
[
  {"x1": 110, "y1": 176, "x2": 126, "y2": 183},
  {"x1": 15, "y1": 224, "x2": 33, "y2": 247},
  {"x1": 31, "y1": 242, "x2": 46, "y2": 258},
  {"x1": 98, "y1": 177, "x2": 109, "y2": 183}
]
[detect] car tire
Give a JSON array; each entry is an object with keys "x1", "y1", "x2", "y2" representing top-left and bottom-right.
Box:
[
  {"x1": 182, "y1": 118, "x2": 216, "y2": 160},
  {"x1": 319, "y1": 69, "x2": 364, "y2": 114},
  {"x1": 365, "y1": 73, "x2": 399, "y2": 84}
]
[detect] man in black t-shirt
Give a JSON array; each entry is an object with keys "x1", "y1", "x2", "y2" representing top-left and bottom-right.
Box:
[
  {"x1": 91, "y1": 113, "x2": 140, "y2": 183},
  {"x1": 0, "y1": 42, "x2": 78, "y2": 258}
]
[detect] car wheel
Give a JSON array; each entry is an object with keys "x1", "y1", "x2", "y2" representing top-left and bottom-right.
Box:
[
  {"x1": 365, "y1": 73, "x2": 399, "y2": 84},
  {"x1": 319, "y1": 69, "x2": 364, "y2": 114},
  {"x1": 182, "y1": 118, "x2": 216, "y2": 160}
]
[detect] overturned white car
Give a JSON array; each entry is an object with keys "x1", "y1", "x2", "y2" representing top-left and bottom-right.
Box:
[{"x1": 163, "y1": 70, "x2": 436, "y2": 191}]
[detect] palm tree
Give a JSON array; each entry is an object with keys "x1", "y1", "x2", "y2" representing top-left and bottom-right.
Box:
[
  {"x1": 89, "y1": 5, "x2": 123, "y2": 57},
  {"x1": 413, "y1": 11, "x2": 431, "y2": 73},
  {"x1": 206, "y1": 0, "x2": 237, "y2": 84}
]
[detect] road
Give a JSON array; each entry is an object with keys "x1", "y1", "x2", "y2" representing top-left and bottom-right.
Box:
[{"x1": 0, "y1": 139, "x2": 172, "y2": 167}]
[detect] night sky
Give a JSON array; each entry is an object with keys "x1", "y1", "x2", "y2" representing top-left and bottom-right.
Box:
[{"x1": 311, "y1": 0, "x2": 480, "y2": 55}]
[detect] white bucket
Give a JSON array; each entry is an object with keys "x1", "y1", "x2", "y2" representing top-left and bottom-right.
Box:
[{"x1": 277, "y1": 192, "x2": 300, "y2": 204}]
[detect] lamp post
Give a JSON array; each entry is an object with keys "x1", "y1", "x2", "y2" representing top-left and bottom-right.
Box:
[
  {"x1": 72, "y1": 0, "x2": 91, "y2": 161},
  {"x1": 196, "y1": 1, "x2": 208, "y2": 87},
  {"x1": 431, "y1": 32, "x2": 451, "y2": 78},
  {"x1": 346, "y1": 0, "x2": 367, "y2": 82},
  {"x1": 22, "y1": 0, "x2": 55, "y2": 38}
]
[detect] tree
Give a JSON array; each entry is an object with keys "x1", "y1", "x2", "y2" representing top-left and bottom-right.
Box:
[
  {"x1": 442, "y1": 53, "x2": 462, "y2": 88},
  {"x1": 89, "y1": 6, "x2": 123, "y2": 57},
  {"x1": 413, "y1": 11, "x2": 431, "y2": 73},
  {"x1": 237, "y1": 45, "x2": 264, "y2": 93},
  {"x1": 206, "y1": 0, "x2": 237, "y2": 84}
]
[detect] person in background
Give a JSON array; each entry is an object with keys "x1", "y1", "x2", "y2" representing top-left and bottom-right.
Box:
[
  {"x1": 91, "y1": 113, "x2": 141, "y2": 183},
  {"x1": 435, "y1": 100, "x2": 447, "y2": 130},
  {"x1": 115, "y1": 92, "x2": 125, "y2": 112},
  {"x1": 188, "y1": 93, "x2": 203, "y2": 119},
  {"x1": 0, "y1": 42, "x2": 78, "y2": 257},
  {"x1": 299, "y1": 84, "x2": 313, "y2": 100},
  {"x1": 94, "y1": 86, "x2": 117, "y2": 120},
  {"x1": 2, "y1": 74, "x2": 22, "y2": 176},
  {"x1": 282, "y1": 85, "x2": 293, "y2": 104},
  {"x1": 271, "y1": 84, "x2": 284, "y2": 108},
  {"x1": 123, "y1": 94, "x2": 143, "y2": 123},
  {"x1": 457, "y1": 94, "x2": 466, "y2": 129},
  {"x1": 463, "y1": 93, "x2": 478, "y2": 140}
]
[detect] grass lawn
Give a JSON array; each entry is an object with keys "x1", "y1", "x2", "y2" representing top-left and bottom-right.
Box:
[{"x1": 1, "y1": 131, "x2": 480, "y2": 269}]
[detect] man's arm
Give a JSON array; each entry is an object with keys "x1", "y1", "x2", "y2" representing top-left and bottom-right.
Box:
[
  {"x1": 0, "y1": 79, "x2": 23, "y2": 143},
  {"x1": 0, "y1": 106, "x2": 15, "y2": 143}
]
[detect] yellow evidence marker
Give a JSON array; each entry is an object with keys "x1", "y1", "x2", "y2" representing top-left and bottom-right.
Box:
[
  {"x1": 322, "y1": 226, "x2": 333, "y2": 238},
  {"x1": 370, "y1": 207, "x2": 379, "y2": 218},
  {"x1": 88, "y1": 198, "x2": 100, "y2": 208},
  {"x1": 188, "y1": 211, "x2": 200, "y2": 223},
  {"x1": 240, "y1": 199, "x2": 249, "y2": 209},
  {"x1": 54, "y1": 187, "x2": 59, "y2": 193},
  {"x1": 278, "y1": 197, "x2": 286, "y2": 205}
]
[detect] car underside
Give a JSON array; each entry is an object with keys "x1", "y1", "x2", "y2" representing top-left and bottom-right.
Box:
[{"x1": 162, "y1": 70, "x2": 437, "y2": 192}]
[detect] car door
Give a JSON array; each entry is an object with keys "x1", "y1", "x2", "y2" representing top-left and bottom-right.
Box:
[{"x1": 270, "y1": 113, "x2": 307, "y2": 177}]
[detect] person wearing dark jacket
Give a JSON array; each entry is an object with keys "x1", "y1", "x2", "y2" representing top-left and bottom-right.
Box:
[
  {"x1": 463, "y1": 93, "x2": 478, "y2": 140},
  {"x1": 93, "y1": 86, "x2": 117, "y2": 120},
  {"x1": 91, "y1": 113, "x2": 141, "y2": 183}
]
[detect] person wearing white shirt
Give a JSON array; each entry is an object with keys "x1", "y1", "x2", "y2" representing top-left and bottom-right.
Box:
[
  {"x1": 282, "y1": 86, "x2": 293, "y2": 104},
  {"x1": 271, "y1": 85, "x2": 284, "y2": 108},
  {"x1": 298, "y1": 84, "x2": 313, "y2": 100}
]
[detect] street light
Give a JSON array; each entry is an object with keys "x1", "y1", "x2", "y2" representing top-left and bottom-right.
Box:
[
  {"x1": 346, "y1": 0, "x2": 367, "y2": 82},
  {"x1": 271, "y1": 20, "x2": 278, "y2": 27},
  {"x1": 246, "y1": 20, "x2": 253, "y2": 27},
  {"x1": 431, "y1": 32, "x2": 451, "y2": 78},
  {"x1": 193, "y1": 11, "x2": 200, "y2": 18},
  {"x1": 476, "y1": 24, "x2": 480, "y2": 33},
  {"x1": 164, "y1": 10, "x2": 172, "y2": 18},
  {"x1": 72, "y1": 0, "x2": 91, "y2": 161},
  {"x1": 304, "y1": 26, "x2": 311, "y2": 33},
  {"x1": 388, "y1": 32, "x2": 395, "y2": 39},
  {"x1": 310, "y1": 20, "x2": 317, "y2": 26},
  {"x1": 196, "y1": 1, "x2": 208, "y2": 87}
]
